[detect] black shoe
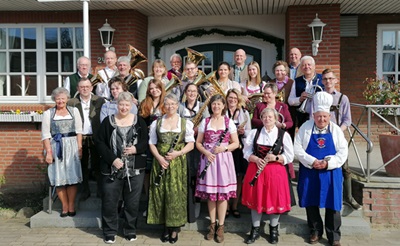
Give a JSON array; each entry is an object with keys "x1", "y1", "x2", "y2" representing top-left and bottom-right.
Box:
[
  {"x1": 269, "y1": 224, "x2": 279, "y2": 244},
  {"x1": 68, "y1": 211, "x2": 76, "y2": 217},
  {"x1": 60, "y1": 211, "x2": 68, "y2": 218},
  {"x1": 309, "y1": 232, "x2": 322, "y2": 244},
  {"x1": 160, "y1": 231, "x2": 169, "y2": 243},
  {"x1": 125, "y1": 234, "x2": 137, "y2": 241},
  {"x1": 344, "y1": 198, "x2": 362, "y2": 210},
  {"x1": 169, "y1": 231, "x2": 178, "y2": 244},
  {"x1": 245, "y1": 226, "x2": 260, "y2": 244},
  {"x1": 104, "y1": 235, "x2": 116, "y2": 244}
]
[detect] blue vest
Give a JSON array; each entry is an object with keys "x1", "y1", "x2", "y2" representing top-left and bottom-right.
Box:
[{"x1": 294, "y1": 74, "x2": 324, "y2": 97}]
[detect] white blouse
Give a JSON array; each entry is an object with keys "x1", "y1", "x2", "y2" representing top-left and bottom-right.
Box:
[
  {"x1": 198, "y1": 117, "x2": 237, "y2": 134},
  {"x1": 149, "y1": 114, "x2": 195, "y2": 145},
  {"x1": 41, "y1": 107, "x2": 83, "y2": 140},
  {"x1": 243, "y1": 126, "x2": 294, "y2": 165}
]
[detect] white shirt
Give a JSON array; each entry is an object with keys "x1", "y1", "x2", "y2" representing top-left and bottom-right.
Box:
[
  {"x1": 294, "y1": 119, "x2": 348, "y2": 170},
  {"x1": 95, "y1": 67, "x2": 117, "y2": 99},
  {"x1": 149, "y1": 114, "x2": 195, "y2": 145},
  {"x1": 80, "y1": 96, "x2": 92, "y2": 135},
  {"x1": 243, "y1": 126, "x2": 294, "y2": 165}
]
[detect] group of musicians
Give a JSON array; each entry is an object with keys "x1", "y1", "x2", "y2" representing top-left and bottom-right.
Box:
[{"x1": 56, "y1": 46, "x2": 350, "y2": 246}]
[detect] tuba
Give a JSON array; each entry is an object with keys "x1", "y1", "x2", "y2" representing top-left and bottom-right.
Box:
[
  {"x1": 127, "y1": 44, "x2": 147, "y2": 68},
  {"x1": 204, "y1": 71, "x2": 225, "y2": 98},
  {"x1": 181, "y1": 48, "x2": 206, "y2": 81},
  {"x1": 246, "y1": 92, "x2": 264, "y2": 114},
  {"x1": 165, "y1": 73, "x2": 182, "y2": 93},
  {"x1": 186, "y1": 47, "x2": 206, "y2": 66},
  {"x1": 90, "y1": 73, "x2": 104, "y2": 87},
  {"x1": 298, "y1": 84, "x2": 323, "y2": 113}
]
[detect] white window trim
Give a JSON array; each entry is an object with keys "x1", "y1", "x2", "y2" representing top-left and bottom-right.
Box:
[
  {"x1": 377, "y1": 24, "x2": 400, "y2": 83},
  {"x1": 0, "y1": 23, "x2": 84, "y2": 104}
]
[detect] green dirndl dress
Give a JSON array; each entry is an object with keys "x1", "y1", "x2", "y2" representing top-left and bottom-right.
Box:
[{"x1": 147, "y1": 118, "x2": 188, "y2": 227}]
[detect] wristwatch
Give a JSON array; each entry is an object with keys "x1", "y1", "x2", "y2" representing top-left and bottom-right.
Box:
[
  {"x1": 275, "y1": 155, "x2": 279, "y2": 161},
  {"x1": 225, "y1": 146, "x2": 228, "y2": 152}
]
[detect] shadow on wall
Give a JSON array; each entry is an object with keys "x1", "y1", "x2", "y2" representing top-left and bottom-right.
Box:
[{"x1": 2, "y1": 148, "x2": 47, "y2": 192}]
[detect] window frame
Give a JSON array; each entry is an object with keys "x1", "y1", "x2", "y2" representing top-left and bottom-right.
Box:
[
  {"x1": 0, "y1": 23, "x2": 84, "y2": 103},
  {"x1": 377, "y1": 24, "x2": 400, "y2": 83}
]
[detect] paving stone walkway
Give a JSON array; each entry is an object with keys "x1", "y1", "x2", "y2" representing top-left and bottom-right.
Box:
[{"x1": 1, "y1": 218, "x2": 399, "y2": 246}]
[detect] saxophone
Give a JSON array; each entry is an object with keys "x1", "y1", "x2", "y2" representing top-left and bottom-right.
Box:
[{"x1": 191, "y1": 97, "x2": 210, "y2": 127}]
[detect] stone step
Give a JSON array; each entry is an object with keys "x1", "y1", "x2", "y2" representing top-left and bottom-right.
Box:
[{"x1": 30, "y1": 208, "x2": 371, "y2": 236}]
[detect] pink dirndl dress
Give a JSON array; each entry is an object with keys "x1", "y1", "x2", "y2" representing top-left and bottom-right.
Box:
[
  {"x1": 242, "y1": 144, "x2": 291, "y2": 214},
  {"x1": 195, "y1": 116, "x2": 237, "y2": 201}
]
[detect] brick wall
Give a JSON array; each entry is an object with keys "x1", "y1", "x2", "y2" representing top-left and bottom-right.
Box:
[
  {"x1": 361, "y1": 186, "x2": 400, "y2": 227},
  {"x1": 286, "y1": 4, "x2": 341, "y2": 81},
  {"x1": 0, "y1": 9, "x2": 148, "y2": 191},
  {"x1": 341, "y1": 14, "x2": 400, "y2": 143}
]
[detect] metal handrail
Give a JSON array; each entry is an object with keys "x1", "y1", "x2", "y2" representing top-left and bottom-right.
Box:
[{"x1": 350, "y1": 103, "x2": 400, "y2": 182}]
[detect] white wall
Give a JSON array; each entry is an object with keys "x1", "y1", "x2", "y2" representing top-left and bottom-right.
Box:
[{"x1": 147, "y1": 15, "x2": 286, "y2": 76}]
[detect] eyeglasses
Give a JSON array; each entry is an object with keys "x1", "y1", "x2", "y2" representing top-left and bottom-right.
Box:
[
  {"x1": 186, "y1": 67, "x2": 196, "y2": 71},
  {"x1": 164, "y1": 103, "x2": 177, "y2": 107},
  {"x1": 228, "y1": 96, "x2": 238, "y2": 100},
  {"x1": 79, "y1": 86, "x2": 92, "y2": 89},
  {"x1": 322, "y1": 77, "x2": 336, "y2": 81}
]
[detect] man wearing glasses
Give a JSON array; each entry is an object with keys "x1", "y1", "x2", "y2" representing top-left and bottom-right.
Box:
[
  {"x1": 68, "y1": 78, "x2": 105, "y2": 200},
  {"x1": 167, "y1": 53, "x2": 183, "y2": 80},
  {"x1": 64, "y1": 56, "x2": 93, "y2": 98}
]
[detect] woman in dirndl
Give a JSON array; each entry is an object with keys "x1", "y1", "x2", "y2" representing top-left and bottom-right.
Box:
[
  {"x1": 41, "y1": 87, "x2": 83, "y2": 218},
  {"x1": 147, "y1": 93, "x2": 195, "y2": 244},
  {"x1": 242, "y1": 107, "x2": 294, "y2": 244},
  {"x1": 195, "y1": 94, "x2": 239, "y2": 243}
]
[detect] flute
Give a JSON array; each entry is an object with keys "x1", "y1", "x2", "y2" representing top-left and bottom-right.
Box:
[{"x1": 249, "y1": 136, "x2": 281, "y2": 186}]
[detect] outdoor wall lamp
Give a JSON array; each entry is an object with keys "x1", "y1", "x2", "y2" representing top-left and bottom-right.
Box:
[
  {"x1": 308, "y1": 14, "x2": 326, "y2": 56},
  {"x1": 98, "y1": 19, "x2": 115, "y2": 51}
]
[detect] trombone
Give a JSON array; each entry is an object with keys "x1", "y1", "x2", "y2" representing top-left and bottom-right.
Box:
[{"x1": 298, "y1": 85, "x2": 323, "y2": 113}]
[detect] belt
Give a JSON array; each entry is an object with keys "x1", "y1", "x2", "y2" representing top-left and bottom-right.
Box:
[{"x1": 52, "y1": 132, "x2": 77, "y2": 160}]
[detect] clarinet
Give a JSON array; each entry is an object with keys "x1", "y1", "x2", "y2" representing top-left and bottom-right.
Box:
[
  {"x1": 199, "y1": 128, "x2": 229, "y2": 180},
  {"x1": 121, "y1": 138, "x2": 133, "y2": 192},
  {"x1": 154, "y1": 134, "x2": 180, "y2": 186},
  {"x1": 249, "y1": 136, "x2": 281, "y2": 186}
]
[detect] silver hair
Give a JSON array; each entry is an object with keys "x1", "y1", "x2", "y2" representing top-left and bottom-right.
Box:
[
  {"x1": 117, "y1": 56, "x2": 131, "y2": 65},
  {"x1": 51, "y1": 87, "x2": 70, "y2": 101},
  {"x1": 164, "y1": 92, "x2": 179, "y2": 104},
  {"x1": 300, "y1": 55, "x2": 315, "y2": 66},
  {"x1": 260, "y1": 107, "x2": 279, "y2": 120},
  {"x1": 117, "y1": 91, "x2": 134, "y2": 105},
  {"x1": 169, "y1": 53, "x2": 182, "y2": 63},
  {"x1": 76, "y1": 56, "x2": 91, "y2": 69}
]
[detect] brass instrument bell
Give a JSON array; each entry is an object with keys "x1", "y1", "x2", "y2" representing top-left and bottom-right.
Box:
[{"x1": 127, "y1": 44, "x2": 147, "y2": 68}]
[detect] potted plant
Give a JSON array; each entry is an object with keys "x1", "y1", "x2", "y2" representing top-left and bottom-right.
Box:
[{"x1": 363, "y1": 76, "x2": 400, "y2": 176}]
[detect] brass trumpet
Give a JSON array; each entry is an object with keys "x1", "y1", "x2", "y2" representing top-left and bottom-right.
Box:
[
  {"x1": 276, "y1": 88, "x2": 285, "y2": 102},
  {"x1": 90, "y1": 73, "x2": 104, "y2": 87},
  {"x1": 298, "y1": 85, "x2": 323, "y2": 113},
  {"x1": 165, "y1": 73, "x2": 182, "y2": 93}
]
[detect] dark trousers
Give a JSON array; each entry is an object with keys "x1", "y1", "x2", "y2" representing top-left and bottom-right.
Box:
[
  {"x1": 81, "y1": 135, "x2": 100, "y2": 196},
  {"x1": 306, "y1": 206, "x2": 341, "y2": 243},
  {"x1": 102, "y1": 172, "x2": 144, "y2": 237}
]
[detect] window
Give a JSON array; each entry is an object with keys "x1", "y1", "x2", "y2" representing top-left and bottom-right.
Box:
[
  {"x1": 0, "y1": 24, "x2": 83, "y2": 103},
  {"x1": 377, "y1": 24, "x2": 400, "y2": 83}
]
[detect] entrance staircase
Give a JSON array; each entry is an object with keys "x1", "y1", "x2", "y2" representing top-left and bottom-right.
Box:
[{"x1": 30, "y1": 180, "x2": 370, "y2": 236}]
